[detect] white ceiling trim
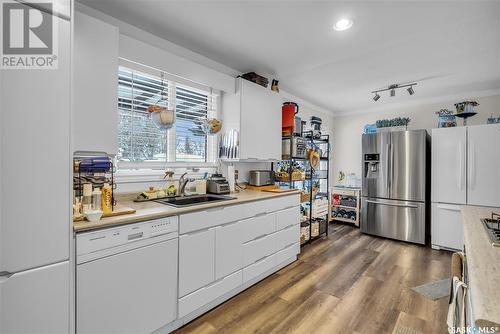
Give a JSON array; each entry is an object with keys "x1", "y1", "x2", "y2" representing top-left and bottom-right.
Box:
[{"x1": 334, "y1": 88, "x2": 500, "y2": 117}]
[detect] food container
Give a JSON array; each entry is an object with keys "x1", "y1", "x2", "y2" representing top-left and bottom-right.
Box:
[{"x1": 85, "y1": 210, "x2": 103, "y2": 222}]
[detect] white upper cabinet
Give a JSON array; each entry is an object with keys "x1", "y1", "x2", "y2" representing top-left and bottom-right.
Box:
[
  {"x1": 467, "y1": 124, "x2": 500, "y2": 207},
  {"x1": 431, "y1": 127, "x2": 467, "y2": 204},
  {"x1": 222, "y1": 78, "x2": 282, "y2": 160},
  {"x1": 74, "y1": 12, "x2": 119, "y2": 154}
]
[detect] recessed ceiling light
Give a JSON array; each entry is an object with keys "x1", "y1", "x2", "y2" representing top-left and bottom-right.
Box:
[{"x1": 333, "y1": 18, "x2": 353, "y2": 31}]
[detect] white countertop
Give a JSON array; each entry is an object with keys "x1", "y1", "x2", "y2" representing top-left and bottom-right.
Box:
[
  {"x1": 461, "y1": 205, "x2": 500, "y2": 328},
  {"x1": 74, "y1": 189, "x2": 300, "y2": 233}
]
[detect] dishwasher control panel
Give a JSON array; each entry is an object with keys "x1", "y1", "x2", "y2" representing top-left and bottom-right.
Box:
[{"x1": 77, "y1": 217, "x2": 178, "y2": 256}]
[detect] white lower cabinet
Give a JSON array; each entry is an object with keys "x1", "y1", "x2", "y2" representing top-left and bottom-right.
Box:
[
  {"x1": 177, "y1": 195, "x2": 300, "y2": 323},
  {"x1": 243, "y1": 234, "x2": 276, "y2": 267},
  {"x1": 243, "y1": 254, "x2": 277, "y2": 283},
  {"x1": 178, "y1": 270, "x2": 242, "y2": 318},
  {"x1": 215, "y1": 221, "x2": 244, "y2": 279},
  {"x1": 179, "y1": 228, "x2": 216, "y2": 297},
  {"x1": 276, "y1": 243, "x2": 300, "y2": 265},
  {"x1": 241, "y1": 213, "x2": 276, "y2": 242},
  {"x1": 276, "y1": 206, "x2": 300, "y2": 230},
  {"x1": 276, "y1": 224, "x2": 300, "y2": 251},
  {"x1": 431, "y1": 203, "x2": 464, "y2": 251},
  {"x1": 0, "y1": 262, "x2": 69, "y2": 334}
]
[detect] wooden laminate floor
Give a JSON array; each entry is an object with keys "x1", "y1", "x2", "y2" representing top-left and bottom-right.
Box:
[{"x1": 174, "y1": 224, "x2": 452, "y2": 334}]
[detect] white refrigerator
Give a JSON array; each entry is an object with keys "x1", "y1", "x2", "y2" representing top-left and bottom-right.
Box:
[
  {"x1": 0, "y1": 2, "x2": 71, "y2": 333},
  {"x1": 431, "y1": 124, "x2": 500, "y2": 251}
]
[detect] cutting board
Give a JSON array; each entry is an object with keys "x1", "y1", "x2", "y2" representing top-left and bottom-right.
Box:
[{"x1": 73, "y1": 204, "x2": 136, "y2": 222}]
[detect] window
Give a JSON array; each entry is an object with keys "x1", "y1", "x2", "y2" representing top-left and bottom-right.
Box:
[{"x1": 117, "y1": 62, "x2": 218, "y2": 169}]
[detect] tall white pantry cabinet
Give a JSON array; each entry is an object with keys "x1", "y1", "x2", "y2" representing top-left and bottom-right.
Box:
[
  {"x1": 431, "y1": 124, "x2": 500, "y2": 251},
  {"x1": 0, "y1": 1, "x2": 71, "y2": 333}
]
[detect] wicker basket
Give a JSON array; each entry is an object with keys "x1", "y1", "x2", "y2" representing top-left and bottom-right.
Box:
[
  {"x1": 276, "y1": 171, "x2": 305, "y2": 182},
  {"x1": 300, "y1": 222, "x2": 310, "y2": 244}
]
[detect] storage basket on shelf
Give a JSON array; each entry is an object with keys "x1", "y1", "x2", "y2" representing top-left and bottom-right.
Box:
[
  {"x1": 300, "y1": 222, "x2": 311, "y2": 244},
  {"x1": 311, "y1": 219, "x2": 327, "y2": 238}
]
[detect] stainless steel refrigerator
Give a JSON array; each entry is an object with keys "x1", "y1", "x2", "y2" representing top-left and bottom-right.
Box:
[{"x1": 361, "y1": 130, "x2": 428, "y2": 244}]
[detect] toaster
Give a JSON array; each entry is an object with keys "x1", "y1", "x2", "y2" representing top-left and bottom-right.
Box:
[
  {"x1": 207, "y1": 174, "x2": 230, "y2": 194},
  {"x1": 249, "y1": 170, "x2": 275, "y2": 186}
]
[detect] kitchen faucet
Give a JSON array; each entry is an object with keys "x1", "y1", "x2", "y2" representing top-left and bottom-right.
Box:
[{"x1": 178, "y1": 172, "x2": 195, "y2": 197}]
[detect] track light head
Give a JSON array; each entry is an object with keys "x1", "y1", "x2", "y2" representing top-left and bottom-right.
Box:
[
  {"x1": 407, "y1": 86, "x2": 415, "y2": 95},
  {"x1": 373, "y1": 93, "x2": 380, "y2": 101},
  {"x1": 390, "y1": 89, "x2": 396, "y2": 97}
]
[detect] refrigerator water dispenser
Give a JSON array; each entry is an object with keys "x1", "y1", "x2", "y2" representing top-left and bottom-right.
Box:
[{"x1": 364, "y1": 154, "x2": 380, "y2": 178}]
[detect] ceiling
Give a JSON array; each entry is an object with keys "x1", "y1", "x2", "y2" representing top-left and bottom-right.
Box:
[{"x1": 79, "y1": 0, "x2": 500, "y2": 115}]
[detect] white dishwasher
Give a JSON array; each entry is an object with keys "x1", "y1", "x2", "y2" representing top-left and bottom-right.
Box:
[{"x1": 76, "y1": 217, "x2": 178, "y2": 334}]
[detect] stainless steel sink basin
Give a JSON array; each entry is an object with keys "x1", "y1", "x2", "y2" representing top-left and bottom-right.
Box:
[{"x1": 154, "y1": 194, "x2": 236, "y2": 208}]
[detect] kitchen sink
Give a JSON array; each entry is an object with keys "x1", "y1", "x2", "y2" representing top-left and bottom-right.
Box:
[{"x1": 154, "y1": 194, "x2": 236, "y2": 207}]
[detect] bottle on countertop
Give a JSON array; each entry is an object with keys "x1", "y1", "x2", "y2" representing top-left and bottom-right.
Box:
[
  {"x1": 101, "y1": 183, "x2": 113, "y2": 215},
  {"x1": 82, "y1": 183, "x2": 93, "y2": 214},
  {"x1": 91, "y1": 188, "x2": 102, "y2": 212}
]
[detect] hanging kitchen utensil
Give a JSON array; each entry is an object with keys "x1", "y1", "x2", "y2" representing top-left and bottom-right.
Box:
[
  {"x1": 308, "y1": 149, "x2": 320, "y2": 170},
  {"x1": 202, "y1": 118, "x2": 223, "y2": 135},
  {"x1": 148, "y1": 72, "x2": 175, "y2": 130}
]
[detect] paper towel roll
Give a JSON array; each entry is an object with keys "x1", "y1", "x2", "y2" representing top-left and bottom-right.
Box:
[{"x1": 227, "y1": 165, "x2": 235, "y2": 192}]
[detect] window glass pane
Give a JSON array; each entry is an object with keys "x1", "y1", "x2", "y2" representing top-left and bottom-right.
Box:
[
  {"x1": 175, "y1": 85, "x2": 208, "y2": 162},
  {"x1": 117, "y1": 65, "x2": 213, "y2": 166},
  {"x1": 117, "y1": 68, "x2": 167, "y2": 162}
]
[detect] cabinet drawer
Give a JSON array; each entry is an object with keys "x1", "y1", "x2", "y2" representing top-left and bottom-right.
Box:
[
  {"x1": 265, "y1": 195, "x2": 299, "y2": 213},
  {"x1": 242, "y1": 254, "x2": 276, "y2": 283},
  {"x1": 243, "y1": 195, "x2": 299, "y2": 218},
  {"x1": 178, "y1": 270, "x2": 242, "y2": 318},
  {"x1": 275, "y1": 243, "x2": 299, "y2": 265},
  {"x1": 243, "y1": 234, "x2": 276, "y2": 267},
  {"x1": 179, "y1": 228, "x2": 215, "y2": 297},
  {"x1": 275, "y1": 224, "x2": 299, "y2": 251},
  {"x1": 241, "y1": 214, "x2": 276, "y2": 243},
  {"x1": 276, "y1": 206, "x2": 300, "y2": 230},
  {"x1": 180, "y1": 204, "x2": 242, "y2": 234}
]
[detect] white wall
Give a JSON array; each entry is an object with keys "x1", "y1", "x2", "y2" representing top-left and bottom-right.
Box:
[{"x1": 332, "y1": 94, "x2": 500, "y2": 182}]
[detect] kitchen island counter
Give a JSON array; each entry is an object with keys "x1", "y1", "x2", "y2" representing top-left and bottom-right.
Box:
[
  {"x1": 461, "y1": 205, "x2": 500, "y2": 328},
  {"x1": 74, "y1": 189, "x2": 300, "y2": 233}
]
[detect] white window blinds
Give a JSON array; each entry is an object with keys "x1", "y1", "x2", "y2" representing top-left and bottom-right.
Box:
[{"x1": 117, "y1": 62, "x2": 218, "y2": 167}]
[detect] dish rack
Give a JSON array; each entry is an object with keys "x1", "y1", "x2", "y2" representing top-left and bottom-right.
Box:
[{"x1": 73, "y1": 151, "x2": 116, "y2": 210}]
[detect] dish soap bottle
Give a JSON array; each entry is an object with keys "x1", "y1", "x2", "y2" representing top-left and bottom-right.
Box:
[
  {"x1": 101, "y1": 183, "x2": 113, "y2": 215},
  {"x1": 164, "y1": 171, "x2": 176, "y2": 197}
]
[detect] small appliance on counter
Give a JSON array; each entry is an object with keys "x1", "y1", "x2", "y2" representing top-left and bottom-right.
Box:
[
  {"x1": 282, "y1": 136, "x2": 307, "y2": 159},
  {"x1": 207, "y1": 174, "x2": 230, "y2": 195},
  {"x1": 249, "y1": 170, "x2": 275, "y2": 186},
  {"x1": 309, "y1": 116, "x2": 322, "y2": 139}
]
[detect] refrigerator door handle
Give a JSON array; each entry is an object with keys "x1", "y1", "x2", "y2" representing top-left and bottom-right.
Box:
[
  {"x1": 386, "y1": 143, "x2": 391, "y2": 195},
  {"x1": 365, "y1": 199, "x2": 419, "y2": 209},
  {"x1": 458, "y1": 142, "x2": 463, "y2": 190},
  {"x1": 469, "y1": 140, "x2": 475, "y2": 190},
  {"x1": 461, "y1": 140, "x2": 466, "y2": 191}
]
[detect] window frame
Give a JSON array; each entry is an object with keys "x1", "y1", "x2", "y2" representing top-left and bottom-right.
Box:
[{"x1": 117, "y1": 59, "x2": 219, "y2": 171}]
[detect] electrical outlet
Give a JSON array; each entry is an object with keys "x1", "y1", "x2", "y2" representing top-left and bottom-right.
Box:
[{"x1": 234, "y1": 170, "x2": 239, "y2": 180}]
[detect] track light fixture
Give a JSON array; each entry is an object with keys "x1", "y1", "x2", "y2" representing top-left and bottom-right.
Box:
[{"x1": 371, "y1": 83, "x2": 417, "y2": 101}]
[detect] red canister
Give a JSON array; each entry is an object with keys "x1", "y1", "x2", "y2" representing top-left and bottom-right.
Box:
[{"x1": 282, "y1": 102, "x2": 299, "y2": 136}]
